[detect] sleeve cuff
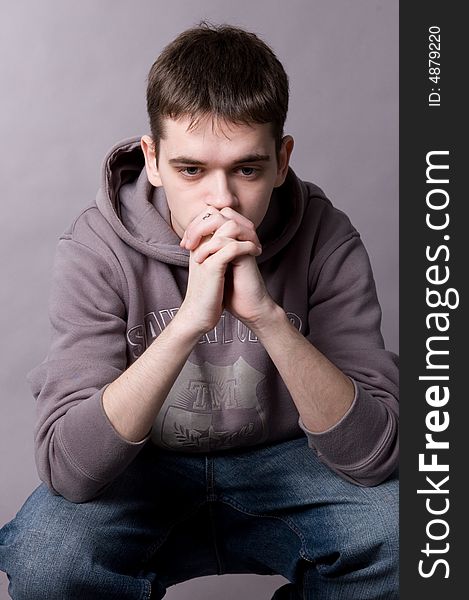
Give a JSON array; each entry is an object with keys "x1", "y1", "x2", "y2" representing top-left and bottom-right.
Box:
[
  {"x1": 298, "y1": 377, "x2": 391, "y2": 467},
  {"x1": 59, "y1": 386, "x2": 151, "y2": 483}
]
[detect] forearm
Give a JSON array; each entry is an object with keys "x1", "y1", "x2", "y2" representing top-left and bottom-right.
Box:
[
  {"x1": 249, "y1": 303, "x2": 355, "y2": 433},
  {"x1": 103, "y1": 314, "x2": 202, "y2": 442}
]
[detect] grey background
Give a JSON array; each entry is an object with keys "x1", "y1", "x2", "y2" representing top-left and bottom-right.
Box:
[{"x1": 0, "y1": 1, "x2": 398, "y2": 598}]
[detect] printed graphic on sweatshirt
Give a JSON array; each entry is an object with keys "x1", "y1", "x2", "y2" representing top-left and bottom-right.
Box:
[
  {"x1": 127, "y1": 308, "x2": 302, "y2": 360},
  {"x1": 151, "y1": 357, "x2": 267, "y2": 451}
]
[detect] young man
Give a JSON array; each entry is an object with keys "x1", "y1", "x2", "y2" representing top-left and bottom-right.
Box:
[{"x1": 0, "y1": 23, "x2": 398, "y2": 599}]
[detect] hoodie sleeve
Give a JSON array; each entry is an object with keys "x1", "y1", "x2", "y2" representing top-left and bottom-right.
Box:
[
  {"x1": 298, "y1": 230, "x2": 399, "y2": 487},
  {"x1": 27, "y1": 235, "x2": 149, "y2": 503}
]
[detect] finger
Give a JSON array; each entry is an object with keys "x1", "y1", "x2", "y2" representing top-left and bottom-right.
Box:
[
  {"x1": 182, "y1": 209, "x2": 227, "y2": 250},
  {"x1": 214, "y1": 219, "x2": 261, "y2": 247},
  {"x1": 199, "y1": 240, "x2": 262, "y2": 266},
  {"x1": 193, "y1": 225, "x2": 261, "y2": 262},
  {"x1": 219, "y1": 207, "x2": 256, "y2": 232},
  {"x1": 192, "y1": 236, "x2": 234, "y2": 263},
  {"x1": 182, "y1": 209, "x2": 260, "y2": 251}
]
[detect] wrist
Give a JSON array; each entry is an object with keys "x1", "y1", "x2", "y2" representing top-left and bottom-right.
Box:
[
  {"x1": 243, "y1": 299, "x2": 286, "y2": 337},
  {"x1": 167, "y1": 308, "x2": 205, "y2": 345}
]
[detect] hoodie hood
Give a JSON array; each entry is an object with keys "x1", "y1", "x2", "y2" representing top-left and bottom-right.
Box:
[{"x1": 95, "y1": 136, "x2": 308, "y2": 267}]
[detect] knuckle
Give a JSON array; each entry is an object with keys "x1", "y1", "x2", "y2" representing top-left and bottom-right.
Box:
[
  {"x1": 218, "y1": 220, "x2": 236, "y2": 236},
  {"x1": 227, "y1": 219, "x2": 239, "y2": 231}
]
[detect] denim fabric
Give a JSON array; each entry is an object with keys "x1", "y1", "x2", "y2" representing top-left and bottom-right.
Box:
[{"x1": 0, "y1": 437, "x2": 398, "y2": 599}]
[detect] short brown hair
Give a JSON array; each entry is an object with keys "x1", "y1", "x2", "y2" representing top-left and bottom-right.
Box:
[{"x1": 146, "y1": 22, "x2": 289, "y2": 163}]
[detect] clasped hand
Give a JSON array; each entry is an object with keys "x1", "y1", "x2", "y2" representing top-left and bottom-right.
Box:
[{"x1": 177, "y1": 206, "x2": 275, "y2": 335}]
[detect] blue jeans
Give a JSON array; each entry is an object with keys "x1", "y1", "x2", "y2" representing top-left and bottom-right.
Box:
[{"x1": 0, "y1": 437, "x2": 398, "y2": 599}]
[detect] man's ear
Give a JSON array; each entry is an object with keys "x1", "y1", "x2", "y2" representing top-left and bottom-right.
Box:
[
  {"x1": 141, "y1": 135, "x2": 163, "y2": 186},
  {"x1": 274, "y1": 135, "x2": 294, "y2": 187}
]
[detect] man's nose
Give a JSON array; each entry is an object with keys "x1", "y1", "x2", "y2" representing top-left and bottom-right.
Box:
[{"x1": 205, "y1": 173, "x2": 238, "y2": 209}]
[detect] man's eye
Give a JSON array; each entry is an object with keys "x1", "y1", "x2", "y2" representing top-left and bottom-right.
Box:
[
  {"x1": 180, "y1": 167, "x2": 201, "y2": 177},
  {"x1": 239, "y1": 167, "x2": 258, "y2": 177}
]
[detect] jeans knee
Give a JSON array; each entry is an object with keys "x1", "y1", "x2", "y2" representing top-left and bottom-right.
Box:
[
  {"x1": 334, "y1": 479, "x2": 399, "y2": 590},
  {"x1": 2, "y1": 509, "x2": 160, "y2": 600},
  {"x1": 369, "y1": 478, "x2": 399, "y2": 564},
  {"x1": 4, "y1": 527, "x2": 86, "y2": 600},
  {"x1": 295, "y1": 477, "x2": 399, "y2": 577}
]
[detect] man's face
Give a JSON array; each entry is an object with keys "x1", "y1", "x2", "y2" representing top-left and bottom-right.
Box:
[{"x1": 141, "y1": 115, "x2": 293, "y2": 239}]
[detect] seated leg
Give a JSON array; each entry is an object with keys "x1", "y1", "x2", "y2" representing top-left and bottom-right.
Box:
[
  {"x1": 212, "y1": 437, "x2": 399, "y2": 599},
  {"x1": 0, "y1": 445, "x2": 209, "y2": 600}
]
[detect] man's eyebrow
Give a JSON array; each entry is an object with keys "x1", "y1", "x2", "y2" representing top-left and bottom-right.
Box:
[
  {"x1": 168, "y1": 153, "x2": 271, "y2": 166},
  {"x1": 234, "y1": 153, "x2": 271, "y2": 164}
]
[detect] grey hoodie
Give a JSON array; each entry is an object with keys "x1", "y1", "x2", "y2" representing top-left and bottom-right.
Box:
[{"x1": 27, "y1": 137, "x2": 399, "y2": 503}]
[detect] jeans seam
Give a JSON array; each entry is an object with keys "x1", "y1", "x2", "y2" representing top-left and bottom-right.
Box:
[
  {"x1": 217, "y1": 495, "x2": 315, "y2": 563},
  {"x1": 206, "y1": 457, "x2": 223, "y2": 573},
  {"x1": 140, "y1": 499, "x2": 208, "y2": 565},
  {"x1": 141, "y1": 577, "x2": 152, "y2": 600},
  {"x1": 205, "y1": 456, "x2": 217, "y2": 501},
  {"x1": 208, "y1": 501, "x2": 224, "y2": 575}
]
